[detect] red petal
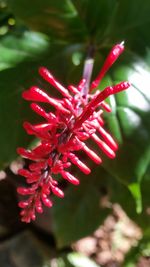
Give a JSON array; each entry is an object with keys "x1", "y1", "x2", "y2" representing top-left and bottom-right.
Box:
[
  {"x1": 90, "y1": 42, "x2": 125, "y2": 90},
  {"x1": 39, "y1": 67, "x2": 71, "y2": 98},
  {"x1": 61, "y1": 171, "x2": 79, "y2": 185}
]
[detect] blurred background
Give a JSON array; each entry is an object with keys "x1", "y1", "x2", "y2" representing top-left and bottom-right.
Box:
[{"x1": 0, "y1": 0, "x2": 150, "y2": 266}]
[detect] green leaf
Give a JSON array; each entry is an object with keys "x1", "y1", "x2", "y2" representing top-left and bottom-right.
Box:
[
  {"x1": 111, "y1": 0, "x2": 150, "y2": 52},
  {"x1": 51, "y1": 170, "x2": 109, "y2": 248},
  {"x1": 99, "y1": 56, "x2": 150, "y2": 187},
  {"x1": 7, "y1": 0, "x2": 150, "y2": 53},
  {"x1": 72, "y1": 0, "x2": 150, "y2": 51},
  {"x1": 0, "y1": 30, "x2": 49, "y2": 70},
  {"x1": 0, "y1": 65, "x2": 35, "y2": 168},
  {"x1": 0, "y1": 30, "x2": 52, "y2": 168},
  {"x1": 8, "y1": 0, "x2": 87, "y2": 42},
  {"x1": 128, "y1": 183, "x2": 142, "y2": 214},
  {"x1": 71, "y1": 0, "x2": 117, "y2": 42}
]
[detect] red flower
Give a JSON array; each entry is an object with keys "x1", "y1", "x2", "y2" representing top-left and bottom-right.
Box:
[{"x1": 17, "y1": 42, "x2": 130, "y2": 223}]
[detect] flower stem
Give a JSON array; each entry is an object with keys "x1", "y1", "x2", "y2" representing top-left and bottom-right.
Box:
[{"x1": 81, "y1": 44, "x2": 95, "y2": 99}]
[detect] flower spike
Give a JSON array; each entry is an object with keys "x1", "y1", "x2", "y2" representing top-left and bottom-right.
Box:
[{"x1": 17, "y1": 43, "x2": 130, "y2": 223}]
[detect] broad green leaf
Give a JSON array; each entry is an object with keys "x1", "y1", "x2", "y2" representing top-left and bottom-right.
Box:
[
  {"x1": 8, "y1": 0, "x2": 87, "y2": 42},
  {"x1": 0, "y1": 30, "x2": 51, "y2": 168},
  {"x1": 98, "y1": 56, "x2": 150, "y2": 188},
  {"x1": 71, "y1": 0, "x2": 118, "y2": 43},
  {"x1": 8, "y1": 0, "x2": 150, "y2": 48},
  {"x1": 7, "y1": 0, "x2": 150, "y2": 54},
  {"x1": 111, "y1": 0, "x2": 150, "y2": 52},
  {"x1": 0, "y1": 30, "x2": 49, "y2": 70},
  {"x1": 51, "y1": 170, "x2": 109, "y2": 248},
  {"x1": 72, "y1": 0, "x2": 150, "y2": 51},
  {"x1": 0, "y1": 64, "x2": 38, "y2": 168}
]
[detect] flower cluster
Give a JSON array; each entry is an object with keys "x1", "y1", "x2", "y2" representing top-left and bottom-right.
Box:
[{"x1": 17, "y1": 43, "x2": 130, "y2": 223}]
